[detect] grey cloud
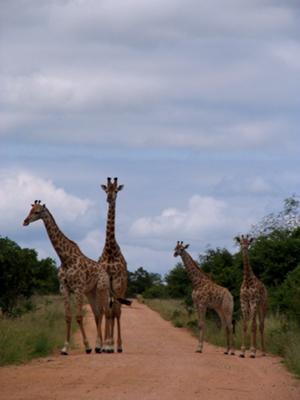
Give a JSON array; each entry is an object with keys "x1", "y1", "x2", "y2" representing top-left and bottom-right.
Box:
[{"x1": 1, "y1": 1, "x2": 300, "y2": 153}]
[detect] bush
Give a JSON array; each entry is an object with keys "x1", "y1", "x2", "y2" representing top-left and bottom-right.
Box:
[{"x1": 0, "y1": 237, "x2": 59, "y2": 316}]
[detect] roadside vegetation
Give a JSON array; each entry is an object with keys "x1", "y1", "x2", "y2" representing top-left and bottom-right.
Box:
[
  {"x1": 0, "y1": 295, "x2": 73, "y2": 366},
  {"x1": 129, "y1": 197, "x2": 300, "y2": 378},
  {"x1": 0, "y1": 238, "x2": 68, "y2": 365},
  {"x1": 141, "y1": 297, "x2": 300, "y2": 378}
]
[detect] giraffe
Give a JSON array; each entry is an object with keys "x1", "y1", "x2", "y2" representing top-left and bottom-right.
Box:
[
  {"x1": 99, "y1": 177, "x2": 131, "y2": 353},
  {"x1": 23, "y1": 200, "x2": 111, "y2": 355},
  {"x1": 174, "y1": 241, "x2": 235, "y2": 354},
  {"x1": 235, "y1": 234, "x2": 267, "y2": 358}
]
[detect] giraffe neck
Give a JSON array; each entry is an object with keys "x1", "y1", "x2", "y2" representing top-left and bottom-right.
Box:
[
  {"x1": 42, "y1": 210, "x2": 79, "y2": 264},
  {"x1": 103, "y1": 199, "x2": 121, "y2": 256},
  {"x1": 180, "y1": 250, "x2": 207, "y2": 288},
  {"x1": 241, "y1": 247, "x2": 254, "y2": 283}
]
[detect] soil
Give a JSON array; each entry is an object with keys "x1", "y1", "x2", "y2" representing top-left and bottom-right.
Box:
[{"x1": 0, "y1": 300, "x2": 299, "y2": 400}]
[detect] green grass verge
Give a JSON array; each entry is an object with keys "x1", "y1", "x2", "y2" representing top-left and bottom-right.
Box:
[
  {"x1": 141, "y1": 297, "x2": 300, "y2": 378},
  {"x1": 0, "y1": 295, "x2": 76, "y2": 366}
]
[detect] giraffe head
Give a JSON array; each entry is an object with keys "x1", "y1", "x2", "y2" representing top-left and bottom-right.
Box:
[
  {"x1": 23, "y1": 200, "x2": 47, "y2": 226},
  {"x1": 101, "y1": 177, "x2": 124, "y2": 203},
  {"x1": 234, "y1": 234, "x2": 254, "y2": 250},
  {"x1": 174, "y1": 241, "x2": 189, "y2": 257}
]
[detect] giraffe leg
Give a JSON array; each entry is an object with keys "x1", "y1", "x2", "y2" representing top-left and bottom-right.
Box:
[
  {"x1": 240, "y1": 318, "x2": 249, "y2": 358},
  {"x1": 75, "y1": 290, "x2": 92, "y2": 354},
  {"x1": 224, "y1": 315, "x2": 235, "y2": 355},
  {"x1": 109, "y1": 315, "x2": 116, "y2": 353},
  {"x1": 116, "y1": 315, "x2": 122, "y2": 352},
  {"x1": 103, "y1": 312, "x2": 111, "y2": 352},
  {"x1": 249, "y1": 304, "x2": 258, "y2": 358},
  {"x1": 240, "y1": 301, "x2": 250, "y2": 358},
  {"x1": 258, "y1": 304, "x2": 266, "y2": 356},
  {"x1": 195, "y1": 306, "x2": 206, "y2": 353},
  {"x1": 60, "y1": 285, "x2": 72, "y2": 355},
  {"x1": 95, "y1": 312, "x2": 104, "y2": 353},
  {"x1": 114, "y1": 302, "x2": 123, "y2": 353},
  {"x1": 94, "y1": 287, "x2": 109, "y2": 353},
  {"x1": 218, "y1": 305, "x2": 235, "y2": 356},
  {"x1": 104, "y1": 306, "x2": 114, "y2": 353}
]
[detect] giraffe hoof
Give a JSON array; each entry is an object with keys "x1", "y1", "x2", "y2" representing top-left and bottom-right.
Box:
[
  {"x1": 108, "y1": 349, "x2": 115, "y2": 353},
  {"x1": 196, "y1": 350, "x2": 202, "y2": 353},
  {"x1": 60, "y1": 351, "x2": 68, "y2": 356},
  {"x1": 224, "y1": 351, "x2": 229, "y2": 355},
  {"x1": 230, "y1": 352, "x2": 235, "y2": 356},
  {"x1": 250, "y1": 354, "x2": 256, "y2": 359},
  {"x1": 95, "y1": 347, "x2": 102, "y2": 354},
  {"x1": 86, "y1": 348, "x2": 92, "y2": 354},
  {"x1": 117, "y1": 348, "x2": 123, "y2": 353},
  {"x1": 239, "y1": 354, "x2": 245, "y2": 358}
]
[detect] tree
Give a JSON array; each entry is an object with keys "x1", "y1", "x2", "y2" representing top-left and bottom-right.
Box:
[
  {"x1": 251, "y1": 196, "x2": 300, "y2": 237},
  {"x1": 249, "y1": 228, "x2": 300, "y2": 287},
  {"x1": 164, "y1": 263, "x2": 191, "y2": 298},
  {"x1": 127, "y1": 267, "x2": 164, "y2": 297},
  {"x1": 274, "y1": 265, "x2": 300, "y2": 322},
  {"x1": 0, "y1": 237, "x2": 59, "y2": 315}
]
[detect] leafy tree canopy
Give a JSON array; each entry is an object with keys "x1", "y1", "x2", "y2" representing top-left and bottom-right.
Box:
[{"x1": 0, "y1": 237, "x2": 59, "y2": 315}]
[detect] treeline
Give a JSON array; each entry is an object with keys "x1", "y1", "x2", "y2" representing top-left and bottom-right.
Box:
[
  {"x1": 0, "y1": 237, "x2": 59, "y2": 316},
  {"x1": 128, "y1": 197, "x2": 300, "y2": 323}
]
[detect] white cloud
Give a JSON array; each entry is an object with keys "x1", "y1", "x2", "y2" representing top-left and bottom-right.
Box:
[
  {"x1": 248, "y1": 177, "x2": 272, "y2": 194},
  {"x1": 79, "y1": 228, "x2": 103, "y2": 260},
  {"x1": 213, "y1": 175, "x2": 275, "y2": 197},
  {"x1": 1, "y1": 1, "x2": 299, "y2": 151},
  {"x1": 0, "y1": 169, "x2": 92, "y2": 234},
  {"x1": 79, "y1": 229, "x2": 174, "y2": 274},
  {"x1": 130, "y1": 195, "x2": 254, "y2": 240},
  {"x1": 0, "y1": 72, "x2": 162, "y2": 113}
]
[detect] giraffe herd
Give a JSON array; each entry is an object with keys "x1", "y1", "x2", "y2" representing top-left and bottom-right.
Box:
[
  {"x1": 23, "y1": 178, "x2": 267, "y2": 359},
  {"x1": 174, "y1": 238, "x2": 267, "y2": 358}
]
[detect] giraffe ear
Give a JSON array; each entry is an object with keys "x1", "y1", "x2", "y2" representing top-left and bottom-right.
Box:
[
  {"x1": 249, "y1": 237, "x2": 254, "y2": 244},
  {"x1": 234, "y1": 236, "x2": 240, "y2": 243},
  {"x1": 184, "y1": 244, "x2": 189, "y2": 250},
  {"x1": 118, "y1": 185, "x2": 124, "y2": 191},
  {"x1": 101, "y1": 185, "x2": 107, "y2": 191}
]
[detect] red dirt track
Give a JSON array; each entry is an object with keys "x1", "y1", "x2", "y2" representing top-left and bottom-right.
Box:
[{"x1": 0, "y1": 300, "x2": 299, "y2": 400}]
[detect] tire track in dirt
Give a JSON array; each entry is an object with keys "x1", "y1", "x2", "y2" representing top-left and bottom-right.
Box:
[{"x1": 0, "y1": 300, "x2": 299, "y2": 400}]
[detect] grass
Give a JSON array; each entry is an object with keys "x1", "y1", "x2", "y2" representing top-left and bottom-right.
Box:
[
  {"x1": 0, "y1": 295, "x2": 76, "y2": 366},
  {"x1": 142, "y1": 297, "x2": 300, "y2": 378}
]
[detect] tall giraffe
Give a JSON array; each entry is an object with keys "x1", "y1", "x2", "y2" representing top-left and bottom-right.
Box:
[
  {"x1": 174, "y1": 241, "x2": 235, "y2": 354},
  {"x1": 235, "y1": 234, "x2": 267, "y2": 358},
  {"x1": 99, "y1": 177, "x2": 131, "y2": 353},
  {"x1": 23, "y1": 200, "x2": 110, "y2": 355}
]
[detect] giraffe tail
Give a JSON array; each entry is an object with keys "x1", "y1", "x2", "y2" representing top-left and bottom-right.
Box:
[{"x1": 117, "y1": 297, "x2": 132, "y2": 306}]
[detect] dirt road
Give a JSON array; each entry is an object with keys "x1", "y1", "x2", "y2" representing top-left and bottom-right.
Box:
[{"x1": 1, "y1": 300, "x2": 299, "y2": 400}]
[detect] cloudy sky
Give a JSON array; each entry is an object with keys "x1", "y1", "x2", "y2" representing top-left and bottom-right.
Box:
[{"x1": 1, "y1": 0, "x2": 299, "y2": 274}]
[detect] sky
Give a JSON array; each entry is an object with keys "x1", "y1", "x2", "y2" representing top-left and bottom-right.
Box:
[{"x1": 1, "y1": 0, "x2": 300, "y2": 275}]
